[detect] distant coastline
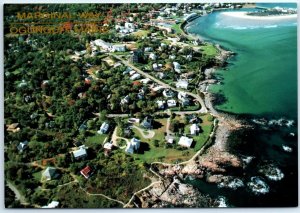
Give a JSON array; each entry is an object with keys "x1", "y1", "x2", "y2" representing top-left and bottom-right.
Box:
[{"x1": 222, "y1": 11, "x2": 297, "y2": 20}]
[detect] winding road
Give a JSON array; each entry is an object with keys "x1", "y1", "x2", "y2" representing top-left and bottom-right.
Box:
[{"x1": 111, "y1": 54, "x2": 208, "y2": 114}]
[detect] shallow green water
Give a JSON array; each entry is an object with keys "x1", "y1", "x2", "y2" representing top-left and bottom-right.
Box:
[
  {"x1": 185, "y1": 5, "x2": 298, "y2": 207},
  {"x1": 187, "y1": 10, "x2": 297, "y2": 118}
]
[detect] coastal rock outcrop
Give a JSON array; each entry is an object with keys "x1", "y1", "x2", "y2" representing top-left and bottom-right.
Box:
[{"x1": 130, "y1": 177, "x2": 216, "y2": 208}]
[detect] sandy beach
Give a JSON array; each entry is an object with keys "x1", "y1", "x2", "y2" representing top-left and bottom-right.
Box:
[{"x1": 222, "y1": 11, "x2": 297, "y2": 20}]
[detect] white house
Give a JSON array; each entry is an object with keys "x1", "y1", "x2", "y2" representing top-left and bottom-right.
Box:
[
  {"x1": 178, "y1": 136, "x2": 193, "y2": 148},
  {"x1": 178, "y1": 91, "x2": 187, "y2": 100},
  {"x1": 140, "y1": 78, "x2": 151, "y2": 84},
  {"x1": 144, "y1": 47, "x2": 153, "y2": 52},
  {"x1": 176, "y1": 80, "x2": 189, "y2": 89},
  {"x1": 157, "y1": 72, "x2": 166, "y2": 79},
  {"x1": 92, "y1": 39, "x2": 112, "y2": 51},
  {"x1": 125, "y1": 22, "x2": 135, "y2": 30},
  {"x1": 129, "y1": 70, "x2": 136, "y2": 76},
  {"x1": 125, "y1": 138, "x2": 140, "y2": 154},
  {"x1": 42, "y1": 167, "x2": 58, "y2": 181},
  {"x1": 42, "y1": 201, "x2": 59, "y2": 208},
  {"x1": 163, "y1": 89, "x2": 175, "y2": 98},
  {"x1": 72, "y1": 145, "x2": 87, "y2": 160},
  {"x1": 178, "y1": 91, "x2": 190, "y2": 106},
  {"x1": 149, "y1": 53, "x2": 157, "y2": 60},
  {"x1": 112, "y1": 45, "x2": 126, "y2": 52},
  {"x1": 130, "y1": 73, "x2": 141, "y2": 80},
  {"x1": 190, "y1": 123, "x2": 200, "y2": 135},
  {"x1": 104, "y1": 142, "x2": 113, "y2": 150},
  {"x1": 173, "y1": 62, "x2": 181, "y2": 73},
  {"x1": 121, "y1": 95, "x2": 130, "y2": 105},
  {"x1": 156, "y1": 100, "x2": 165, "y2": 109},
  {"x1": 98, "y1": 122, "x2": 109, "y2": 134},
  {"x1": 167, "y1": 100, "x2": 177, "y2": 108}
]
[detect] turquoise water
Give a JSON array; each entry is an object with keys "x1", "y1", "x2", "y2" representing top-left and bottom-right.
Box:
[
  {"x1": 186, "y1": 4, "x2": 298, "y2": 207},
  {"x1": 187, "y1": 8, "x2": 297, "y2": 118}
]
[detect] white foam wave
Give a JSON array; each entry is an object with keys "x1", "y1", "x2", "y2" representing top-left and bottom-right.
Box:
[
  {"x1": 218, "y1": 178, "x2": 244, "y2": 189},
  {"x1": 217, "y1": 196, "x2": 228, "y2": 207},
  {"x1": 268, "y1": 118, "x2": 295, "y2": 127},
  {"x1": 247, "y1": 177, "x2": 270, "y2": 195},
  {"x1": 282, "y1": 145, "x2": 293, "y2": 152},
  {"x1": 242, "y1": 156, "x2": 255, "y2": 165},
  {"x1": 264, "y1": 25, "x2": 278, "y2": 28},
  {"x1": 259, "y1": 164, "x2": 284, "y2": 181}
]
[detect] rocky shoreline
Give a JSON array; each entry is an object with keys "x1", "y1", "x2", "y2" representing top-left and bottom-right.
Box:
[{"x1": 125, "y1": 13, "x2": 255, "y2": 208}]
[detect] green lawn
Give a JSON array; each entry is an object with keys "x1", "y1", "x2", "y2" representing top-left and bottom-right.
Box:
[
  {"x1": 85, "y1": 133, "x2": 108, "y2": 148},
  {"x1": 132, "y1": 30, "x2": 150, "y2": 38},
  {"x1": 184, "y1": 114, "x2": 214, "y2": 151},
  {"x1": 117, "y1": 114, "x2": 214, "y2": 163},
  {"x1": 172, "y1": 23, "x2": 183, "y2": 34},
  {"x1": 200, "y1": 44, "x2": 218, "y2": 57},
  {"x1": 33, "y1": 171, "x2": 42, "y2": 182}
]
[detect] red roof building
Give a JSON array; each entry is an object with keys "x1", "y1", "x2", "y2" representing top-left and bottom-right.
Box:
[
  {"x1": 132, "y1": 81, "x2": 141, "y2": 86},
  {"x1": 80, "y1": 166, "x2": 93, "y2": 179}
]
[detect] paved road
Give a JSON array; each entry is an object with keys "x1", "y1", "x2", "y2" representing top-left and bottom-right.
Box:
[{"x1": 111, "y1": 54, "x2": 208, "y2": 114}]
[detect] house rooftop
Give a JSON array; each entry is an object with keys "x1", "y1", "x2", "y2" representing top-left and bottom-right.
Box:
[
  {"x1": 72, "y1": 145, "x2": 87, "y2": 159},
  {"x1": 178, "y1": 136, "x2": 193, "y2": 148},
  {"x1": 80, "y1": 166, "x2": 93, "y2": 179}
]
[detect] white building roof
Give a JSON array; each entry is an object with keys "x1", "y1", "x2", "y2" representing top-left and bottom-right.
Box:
[
  {"x1": 140, "y1": 78, "x2": 151, "y2": 84},
  {"x1": 125, "y1": 138, "x2": 140, "y2": 154},
  {"x1": 72, "y1": 146, "x2": 87, "y2": 158},
  {"x1": 178, "y1": 136, "x2": 193, "y2": 148},
  {"x1": 121, "y1": 95, "x2": 130, "y2": 105},
  {"x1": 104, "y1": 142, "x2": 113, "y2": 150},
  {"x1": 176, "y1": 80, "x2": 189, "y2": 89},
  {"x1": 156, "y1": 100, "x2": 165, "y2": 109},
  {"x1": 130, "y1": 73, "x2": 141, "y2": 80},
  {"x1": 190, "y1": 123, "x2": 200, "y2": 135},
  {"x1": 42, "y1": 201, "x2": 59, "y2": 208},
  {"x1": 167, "y1": 100, "x2": 177, "y2": 107},
  {"x1": 98, "y1": 122, "x2": 109, "y2": 134}
]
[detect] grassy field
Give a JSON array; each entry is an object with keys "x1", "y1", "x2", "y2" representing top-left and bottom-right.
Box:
[
  {"x1": 132, "y1": 30, "x2": 150, "y2": 38},
  {"x1": 172, "y1": 23, "x2": 184, "y2": 34},
  {"x1": 85, "y1": 133, "x2": 108, "y2": 148},
  {"x1": 33, "y1": 171, "x2": 42, "y2": 182},
  {"x1": 184, "y1": 116, "x2": 213, "y2": 152},
  {"x1": 200, "y1": 44, "x2": 218, "y2": 57},
  {"x1": 130, "y1": 115, "x2": 213, "y2": 163}
]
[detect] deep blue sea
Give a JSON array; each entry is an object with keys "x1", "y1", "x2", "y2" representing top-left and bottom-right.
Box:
[{"x1": 185, "y1": 3, "x2": 298, "y2": 207}]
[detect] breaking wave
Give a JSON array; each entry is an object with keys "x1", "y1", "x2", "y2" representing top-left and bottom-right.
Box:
[
  {"x1": 282, "y1": 145, "x2": 293, "y2": 152},
  {"x1": 216, "y1": 196, "x2": 228, "y2": 207},
  {"x1": 259, "y1": 164, "x2": 284, "y2": 181},
  {"x1": 218, "y1": 178, "x2": 245, "y2": 190},
  {"x1": 252, "y1": 118, "x2": 295, "y2": 128},
  {"x1": 247, "y1": 177, "x2": 270, "y2": 195}
]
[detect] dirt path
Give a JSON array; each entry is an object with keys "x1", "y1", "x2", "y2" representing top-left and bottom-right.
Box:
[
  {"x1": 6, "y1": 181, "x2": 27, "y2": 204},
  {"x1": 132, "y1": 126, "x2": 155, "y2": 139},
  {"x1": 111, "y1": 127, "x2": 129, "y2": 149}
]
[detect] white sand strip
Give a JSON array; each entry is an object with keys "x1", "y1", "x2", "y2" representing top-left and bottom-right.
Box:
[{"x1": 221, "y1": 11, "x2": 297, "y2": 20}]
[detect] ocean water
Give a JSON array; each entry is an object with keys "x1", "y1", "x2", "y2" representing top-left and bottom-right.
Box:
[{"x1": 186, "y1": 3, "x2": 298, "y2": 207}]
